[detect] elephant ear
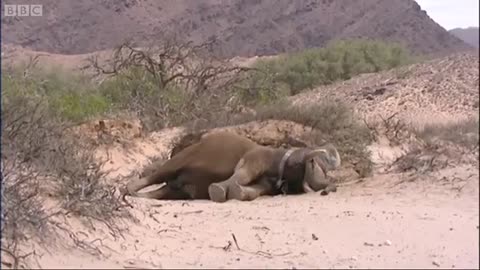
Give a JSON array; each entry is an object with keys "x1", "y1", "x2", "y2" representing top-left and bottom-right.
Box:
[
  {"x1": 303, "y1": 158, "x2": 329, "y2": 191},
  {"x1": 302, "y1": 143, "x2": 341, "y2": 172}
]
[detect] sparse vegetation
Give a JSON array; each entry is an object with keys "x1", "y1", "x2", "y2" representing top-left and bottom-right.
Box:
[
  {"x1": 381, "y1": 116, "x2": 480, "y2": 174},
  {"x1": 238, "y1": 39, "x2": 415, "y2": 104},
  {"x1": 2, "y1": 39, "x2": 415, "y2": 127},
  {"x1": 415, "y1": 118, "x2": 479, "y2": 150}
]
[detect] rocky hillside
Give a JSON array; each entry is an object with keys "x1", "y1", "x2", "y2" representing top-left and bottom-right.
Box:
[
  {"x1": 1, "y1": 0, "x2": 472, "y2": 58},
  {"x1": 450, "y1": 27, "x2": 479, "y2": 48},
  {"x1": 291, "y1": 51, "x2": 479, "y2": 128}
]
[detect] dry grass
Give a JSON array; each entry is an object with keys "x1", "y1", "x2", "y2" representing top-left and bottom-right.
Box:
[{"x1": 415, "y1": 118, "x2": 479, "y2": 150}]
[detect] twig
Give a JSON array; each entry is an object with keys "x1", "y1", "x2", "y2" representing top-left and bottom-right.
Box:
[
  {"x1": 1, "y1": 247, "x2": 34, "y2": 270},
  {"x1": 231, "y1": 233, "x2": 240, "y2": 250},
  {"x1": 226, "y1": 233, "x2": 291, "y2": 259}
]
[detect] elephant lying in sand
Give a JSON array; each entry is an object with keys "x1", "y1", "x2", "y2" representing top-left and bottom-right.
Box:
[{"x1": 122, "y1": 131, "x2": 341, "y2": 203}]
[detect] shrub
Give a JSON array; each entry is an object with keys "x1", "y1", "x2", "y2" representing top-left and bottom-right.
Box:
[
  {"x1": 2, "y1": 66, "x2": 110, "y2": 123},
  {"x1": 86, "y1": 40, "x2": 253, "y2": 131},
  {"x1": 239, "y1": 38, "x2": 414, "y2": 104},
  {"x1": 1, "y1": 83, "x2": 128, "y2": 267}
]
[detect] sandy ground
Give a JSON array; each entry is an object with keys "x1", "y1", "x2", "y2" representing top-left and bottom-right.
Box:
[{"x1": 26, "y1": 170, "x2": 479, "y2": 269}]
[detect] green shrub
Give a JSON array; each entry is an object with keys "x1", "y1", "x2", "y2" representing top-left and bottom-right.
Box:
[
  {"x1": 2, "y1": 67, "x2": 111, "y2": 122},
  {"x1": 240, "y1": 38, "x2": 414, "y2": 103}
]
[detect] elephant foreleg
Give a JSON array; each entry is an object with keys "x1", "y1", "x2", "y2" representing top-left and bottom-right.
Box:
[
  {"x1": 226, "y1": 177, "x2": 276, "y2": 202},
  {"x1": 209, "y1": 173, "x2": 279, "y2": 203}
]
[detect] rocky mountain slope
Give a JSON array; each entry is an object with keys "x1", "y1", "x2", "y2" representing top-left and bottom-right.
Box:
[
  {"x1": 450, "y1": 27, "x2": 479, "y2": 48},
  {"x1": 1, "y1": 0, "x2": 472, "y2": 57}
]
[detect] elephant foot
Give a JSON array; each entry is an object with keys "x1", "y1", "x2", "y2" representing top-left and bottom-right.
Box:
[
  {"x1": 208, "y1": 183, "x2": 228, "y2": 202},
  {"x1": 320, "y1": 184, "x2": 338, "y2": 196},
  {"x1": 228, "y1": 182, "x2": 249, "y2": 201}
]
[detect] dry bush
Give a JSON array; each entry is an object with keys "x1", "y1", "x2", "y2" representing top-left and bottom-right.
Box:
[
  {"x1": 1, "y1": 95, "x2": 61, "y2": 268},
  {"x1": 363, "y1": 112, "x2": 413, "y2": 147},
  {"x1": 1, "y1": 94, "x2": 129, "y2": 267},
  {"x1": 47, "y1": 134, "x2": 130, "y2": 231},
  {"x1": 88, "y1": 36, "x2": 253, "y2": 131},
  {"x1": 386, "y1": 117, "x2": 479, "y2": 174}
]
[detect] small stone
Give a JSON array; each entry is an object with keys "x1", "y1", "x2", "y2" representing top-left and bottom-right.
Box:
[
  {"x1": 384, "y1": 240, "x2": 392, "y2": 246},
  {"x1": 432, "y1": 260, "x2": 440, "y2": 267},
  {"x1": 351, "y1": 256, "x2": 358, "y2": 261},
  {"x1": 364, "y1": 242, "x2": 374, "y2": 247},
  {"x1": 312, "y1": 234, "x2": 319, "y2": 240},
  {"x1": 322, "y1": 250, "x2": 328, "y2": 254}
]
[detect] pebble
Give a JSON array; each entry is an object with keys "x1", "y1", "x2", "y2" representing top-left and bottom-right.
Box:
[
  {"x1": 432, "y1": 260, "x2": 440, "y2": 267},
  {"x1": 384, "y1": 240, "x2": 392, "y2": 246}
]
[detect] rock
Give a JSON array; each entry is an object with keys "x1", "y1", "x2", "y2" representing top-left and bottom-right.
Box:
[{"x1": 384, "y1": 240, "x2": 392, "y2": 246}]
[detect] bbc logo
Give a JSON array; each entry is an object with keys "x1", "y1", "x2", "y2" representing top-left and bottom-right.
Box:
[{"x1": 4, "y1": 4, "x2": 43, "y2": 17}]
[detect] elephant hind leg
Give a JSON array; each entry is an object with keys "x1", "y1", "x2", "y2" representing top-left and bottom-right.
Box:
[
  {"x1": 126, "y1": 165, "x2": 177, "y2": 196},
  {"x1": 140, "y1": 158, "x2": 167, "y2": 178},
  {"x1": 131, "y1": 184, "x2": 192, "y2": 200}
]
